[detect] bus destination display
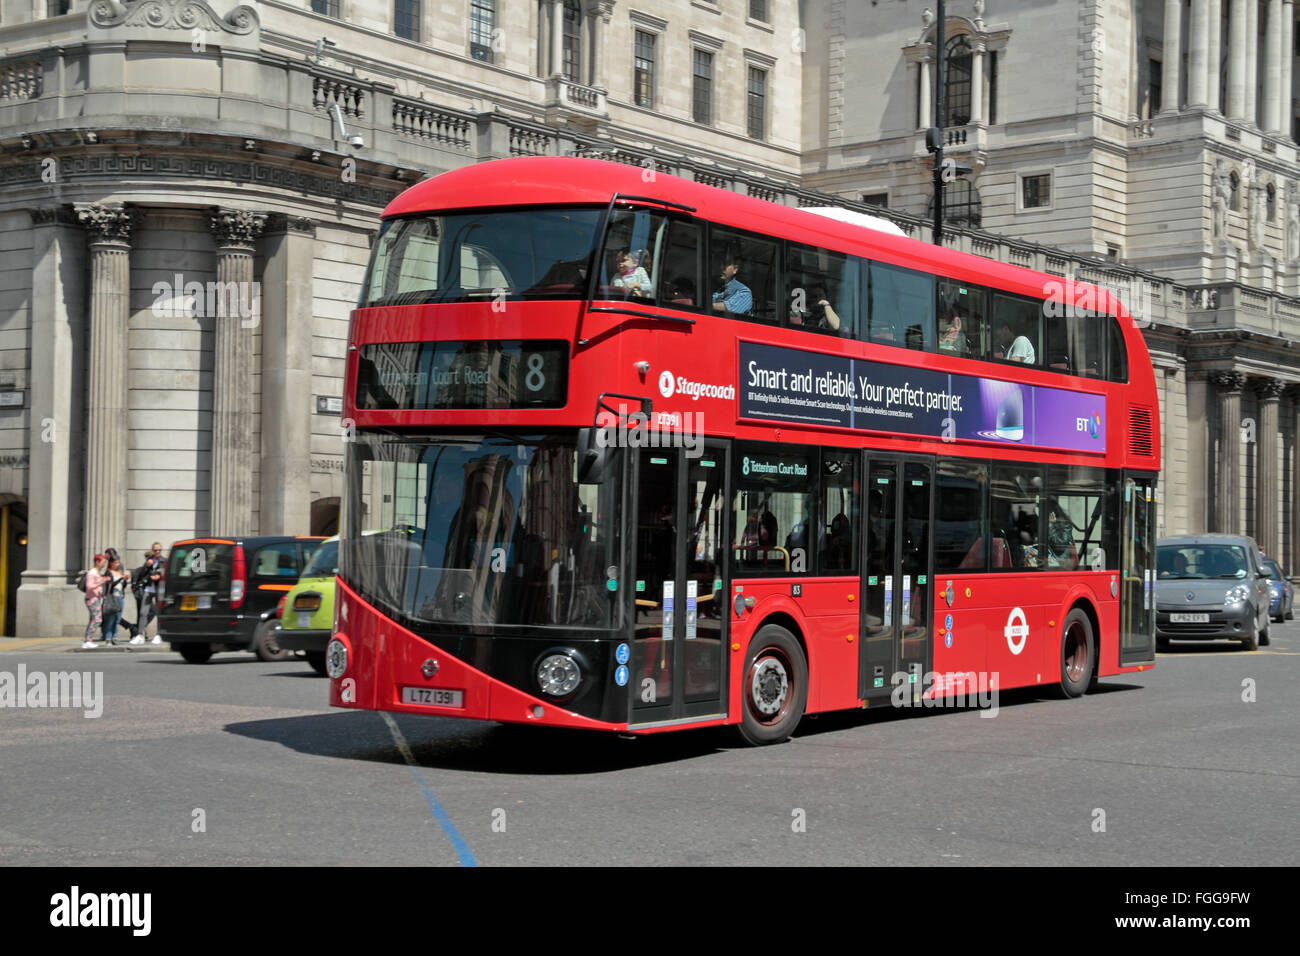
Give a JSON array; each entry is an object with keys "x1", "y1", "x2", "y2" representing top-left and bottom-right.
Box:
[
  {"x1": 739, "y1": 340, "x2": 1106, "y2": 453},
  {"x1": 355, "y1": 340, "x2": 567, "y2": 410}
]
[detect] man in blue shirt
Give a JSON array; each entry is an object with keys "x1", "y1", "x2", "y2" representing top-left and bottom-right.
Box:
[{"x1": 712, "y1": 260, "x2": 753, "y2": 316}]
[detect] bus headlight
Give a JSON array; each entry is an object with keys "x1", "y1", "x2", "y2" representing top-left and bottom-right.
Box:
[
  {"x1": 326, "y1": 638, "x2": 349, "y2": 679},
  {"x1": 1224, "y1": 585, "x2": 1250, "y2": 606},
  {"x1": 536, "y1": 651, "x2": 581, "y2": 698}
]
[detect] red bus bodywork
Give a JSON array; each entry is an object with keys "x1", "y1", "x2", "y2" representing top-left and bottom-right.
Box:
[{"x1": 330, "y1": 157, "x2": 1159, "y2": 735}]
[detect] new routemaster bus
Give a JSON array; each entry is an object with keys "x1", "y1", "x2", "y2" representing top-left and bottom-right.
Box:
[{"x1": 327, "y1": 156, "x2": 1159, "y2": 744}]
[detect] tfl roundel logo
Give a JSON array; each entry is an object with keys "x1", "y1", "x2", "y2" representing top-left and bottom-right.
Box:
[{"x1": 658, "y1": 371, "x2": 675, "y2": 397}]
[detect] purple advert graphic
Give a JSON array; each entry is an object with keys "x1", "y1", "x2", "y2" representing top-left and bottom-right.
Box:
[{"x1": 739, "y1": 340, "x2": 1106, "y2": 453}]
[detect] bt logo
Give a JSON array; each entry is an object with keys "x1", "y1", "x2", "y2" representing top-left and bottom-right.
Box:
[{"x1": 1075, "y1": 412, "x2": 1101, "y2": 438}]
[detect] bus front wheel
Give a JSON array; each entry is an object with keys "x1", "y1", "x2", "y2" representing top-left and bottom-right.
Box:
[
  {"x1": 736, "y1": 625, "x2": 807, "y2": 746},
  {"x1": 1058, "y1": 609, "x2": 1094, "y2": 699}
]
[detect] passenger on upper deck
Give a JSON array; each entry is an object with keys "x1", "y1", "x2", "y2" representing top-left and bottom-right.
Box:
[{"x1": 712, "y1": 258, "x2": 753, "y2": 316}]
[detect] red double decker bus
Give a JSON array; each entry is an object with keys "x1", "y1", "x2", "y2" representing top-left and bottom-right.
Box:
[{"x1": 328, "y1": 156, "x2": 1159, "y2": 744}]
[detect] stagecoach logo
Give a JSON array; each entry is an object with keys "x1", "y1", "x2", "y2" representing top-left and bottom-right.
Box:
[
  {"x1": 658, "y1": 371, "x2": 676, "y2": 397},
  {"x1": 1004, "y1": 607, "x2": 1029, "y2": 656},
  {"x1": 657, "y1": 369, "x2": 737, "y2": 402}
]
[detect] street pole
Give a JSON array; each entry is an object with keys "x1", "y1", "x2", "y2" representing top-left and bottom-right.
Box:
[{"x1": 932, "y1": 0, "x2": 945, "y2": 246}]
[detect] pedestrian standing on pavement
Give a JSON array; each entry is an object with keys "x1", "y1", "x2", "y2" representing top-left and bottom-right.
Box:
[
  {"x1": 130, "y1": 543, "x2": 165, "y2": 645},
  {"x1": 82, "y1": 553, "x2": 108, "y2": 649},
  {"x1": 101, "y1": 555, "x2": 131, "y2": 647}
]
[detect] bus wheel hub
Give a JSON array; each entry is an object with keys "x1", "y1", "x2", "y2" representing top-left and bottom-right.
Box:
[{"x1": 751, "y1": 658, "x2": 788, "y2": 716}]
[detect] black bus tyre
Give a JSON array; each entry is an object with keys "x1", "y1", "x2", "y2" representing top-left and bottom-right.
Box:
[
  {"x1": 305, "y1": 651, "x2": 328, "y2": 676},
  {"x1": 736, "y1": 625, "x2": 807, "y2": 746},
  {"x1": 254, "y1": 621, "x2": 292, "y2": 662},
  {"x1": 178, "y1": 644, "x2": 213, "y2": 664},
  {"x1": 1058, "y1": 609, "x2": 1094, "y2": 698}
]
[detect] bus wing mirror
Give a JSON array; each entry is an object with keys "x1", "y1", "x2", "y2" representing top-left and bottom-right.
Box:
[{"x1": 576, "y1": 427, "x2": 608, "y2": 484}]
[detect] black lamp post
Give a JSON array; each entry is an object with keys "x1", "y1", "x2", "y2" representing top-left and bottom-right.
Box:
[{"x1": 929, "y1": 0, "x2": 946, "y2": 246}]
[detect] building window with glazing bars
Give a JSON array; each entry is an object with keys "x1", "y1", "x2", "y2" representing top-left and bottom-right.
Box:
[
  {"x1": 47, "y1": 0, "x2": 71, "y2": 14},
  {"x1": 943, "y1": 35, "x2": 972, "y2": 127},
  {"x1": 747, "y1": 66, "x2": 767, "y2": 139},
  {"x1": 470, "y1": 0, "x2": 495, "y2": 62},
  {"x1": 1021, "y1": 173, "x2": 1051, "y2": 210},
  {"x1": 311, "y1": 0, "x2": 340, "y2": 17},
  {"x1": 634, "y1": 30, "x2": 656, "y2": 107},
  {"x1": 394, "y1": 0, "x2": 420, "y2": 41},
  {"x1": 563, "y1": 0, "x2": 582, "y2": 83},
  {"x1": 749, "y1": 0, "x2": 768, "y2": 21},
  {"x1": 693, "y1": 49, "x2": 713, "y2": 125}
]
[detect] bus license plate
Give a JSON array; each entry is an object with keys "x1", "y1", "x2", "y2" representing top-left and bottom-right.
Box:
[
  {"x1": 401, "y1": 687, "x2": 464, "y2": 708},
  {"x1": 1170, "y1": 613, "x2": 1209, "y2": 623}
]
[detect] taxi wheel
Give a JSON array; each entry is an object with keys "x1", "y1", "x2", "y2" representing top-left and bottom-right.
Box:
[
  {"x1": 305, "y1": 651, "x2": 328, "y2": 676},
  {"x1": 254, "y1": 621, "x2": 291, "y2": 662},
  {"x1": 1058, "y1": 609, "x2": 1094, "y2": 698},
  {"x1": 177, "y1": 644, "x2": 212, "y2": 664}
]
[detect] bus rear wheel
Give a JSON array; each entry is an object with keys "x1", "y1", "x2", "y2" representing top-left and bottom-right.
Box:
[
  {"x1": 1058, "y1": 609, "x2": 1094, "y2": 698},
  {"x1": 736, "y1": 625, "x2": 807, "y2": 746}
]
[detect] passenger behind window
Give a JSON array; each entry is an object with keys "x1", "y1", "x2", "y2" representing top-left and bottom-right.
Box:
[
  {"x1": 611, "y1": 248, "x2": 651, "y2": 298},
  {"x1": 789, "y1": 284, "x2": 842, "y2": 333},
  {"x1": 996, "y1": 319, "x2": 1036, "y2": 364},
  {"x1": 712, "y1": 255, "x2": 753, "y2": 317},
  {"x1": 939, "y1": 308, "x2": 969, "y2": 356}
]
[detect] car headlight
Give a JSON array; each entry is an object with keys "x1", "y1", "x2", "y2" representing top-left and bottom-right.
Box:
[
  {"x1": 536, "y1": 651, "x2": 581, "y2": 698},
  {"x1": 1224, "y1": 585, "x2": 1250, "y2": 606}
]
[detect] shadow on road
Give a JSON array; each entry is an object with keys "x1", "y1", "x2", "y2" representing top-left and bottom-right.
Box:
[{"x1": 224, "y1": 710, "x2": 730, "y2": 774}]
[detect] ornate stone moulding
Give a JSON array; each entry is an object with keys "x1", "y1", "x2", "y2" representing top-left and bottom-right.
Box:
[{"x1": 88, "y1": 0, "x2": 260, "y2": 48}]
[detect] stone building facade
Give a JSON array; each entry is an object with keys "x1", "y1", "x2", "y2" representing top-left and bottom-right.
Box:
[{"x1": 1, "y1": 0, "x2": 1298, "y2": 636}]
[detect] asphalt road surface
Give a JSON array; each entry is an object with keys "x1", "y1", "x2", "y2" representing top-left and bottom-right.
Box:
[{"x1": 3, "y1": 625, "x2": 1297, "y2": 866}]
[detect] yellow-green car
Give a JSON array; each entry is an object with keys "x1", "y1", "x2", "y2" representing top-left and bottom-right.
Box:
[{"x1": 276, "y1": 536, "x2": 339, "y2": 675}]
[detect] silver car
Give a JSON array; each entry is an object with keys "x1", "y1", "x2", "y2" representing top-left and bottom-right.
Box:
[{"x1": 1155, "y1": 534, "x2": 1271, "y2": 651}]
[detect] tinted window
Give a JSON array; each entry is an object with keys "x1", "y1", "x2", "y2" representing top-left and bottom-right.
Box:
[
  {"x1": 991, "y1": 465, "x2": 1042, "y2": 569},
  {"x1": 866, "y1": 261, "x2": 935, "y2": 349},
  {"x1": 364, "y1": 208, "x2": 602, "y2": 307},
  {"x1": 732, "y1": 444, "x2": 814, "y2": 575},
  {"x1": 1156, "y1": 544, "x2": 1250, "y2": 579},
  {"x1": 820, "y1": 451, "x2": 859, "y2": 573},
  {"x1": 711, "y1": 227, "x2": 779, "y2": 323},
  {"x1": 167, "y1": 542, "x2": 233, "y2": 590},
  {"x1": 991, "y1": 293, "x2": 1041, "y2": 365},
  {"x1": 1106, "y1": 316, "x2": 1129, "y2": 382},
  {"x1": 936, "y1": 459, "x2": 988, "y2": 571},
  {"x1": 787, "y1": 243, "x2": 856, "y2": 337},
  {"x1": 302, "y1": 539, "x2": 340, "y2": 578},
  {"x1": 937, "y1": 279, "x2": 986, "y2": 359},
  {"x1": 252, "y1": 542, "x2": 300, "y2": 580},
  {"x1": 657, "y1": 219, "x2": 702, "y2": 309}
]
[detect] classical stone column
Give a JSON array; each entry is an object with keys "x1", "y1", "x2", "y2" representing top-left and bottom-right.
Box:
[
  {"x1": 1214, "y1": 371, "x2": 1247, "y2": 533},
  {"x1": 76, "y1": 202, "x2": 136, "y2": 564},
  {"x1": 551, "y1": 0, "x2": 564, "y2": 77},
  {"x1": 1283, "y1": 2, "x2": 1295, "y2": 138},
  {"x1": 208, "y1": 208, "x2": 266, "y2": 536},
  {"x1": 1208, "y1": 0, "x2": 1222, "y2": 112},
  {"x1": 1189, "y1": 0, "x2": 1210, "y2": 107},
  {"x1": 1290, "y1": 387, "x2": 1300, "y2": 572},
  {"x1": 16, "y1": 207, "x2": 87, "y2": 638},
  {"x1": 918, "y1": 54, "x2": 932, "y2": 129},
  {"x1": 1228, "y1": 0, "x2": 1248, "y2": 118},
  {"x1": 1254, "y1": 378, "x2": 1284, "y2": 555},
  {"x1": 1245, "y1": 0, "x2": 1259, "y2": 123},
  {"x1": 259, "y1": 215, "x2": 316, "y2": 537},
  {"x1": 1264, "y1": 0, "x2": 1284, "y2": 131},
  {"x1": 1163, "y1": 0, "x2": 1183, "y2": 112},
  {"x1": 971, "y1": 39, "x2": 985, "y2": 124}
]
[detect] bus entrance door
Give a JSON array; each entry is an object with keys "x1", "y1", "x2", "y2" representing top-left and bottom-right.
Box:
[
  {"x1": 629, "y1": 445, "x2": 729, "y2": 727},
  {"x1": 860, "y1": 456, "x2": 934, "y2": 702}
]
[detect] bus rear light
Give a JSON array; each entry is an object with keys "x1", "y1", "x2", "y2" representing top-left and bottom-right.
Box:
[
  {"x1": 326, "y1": 637, "x2": 349, "y2": 679},
  {"x1": 231, "y1": 546, "x2": 247, "y2": 609}
]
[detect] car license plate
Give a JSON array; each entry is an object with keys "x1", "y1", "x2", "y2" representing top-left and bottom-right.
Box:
[
  {"x1": 297, "y1": 612, "x2": 311, "y2": 628},
  {"x1": 1170, "y1": 613, "x2": 1209, "y2": 623},
  {"x1": 180, "y1": 595, "x2": 197, "y2": 611},
  {"x1": 401, "y1": 687, "x2": 464, "y2": 708},
  {"x1": 197, "y1": 595, "x2": 212, "y2": 610}
]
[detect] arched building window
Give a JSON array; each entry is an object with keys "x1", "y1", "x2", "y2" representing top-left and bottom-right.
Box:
[{"x1": 943, "y1": 35, "x2": 972, "y2": 127}]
